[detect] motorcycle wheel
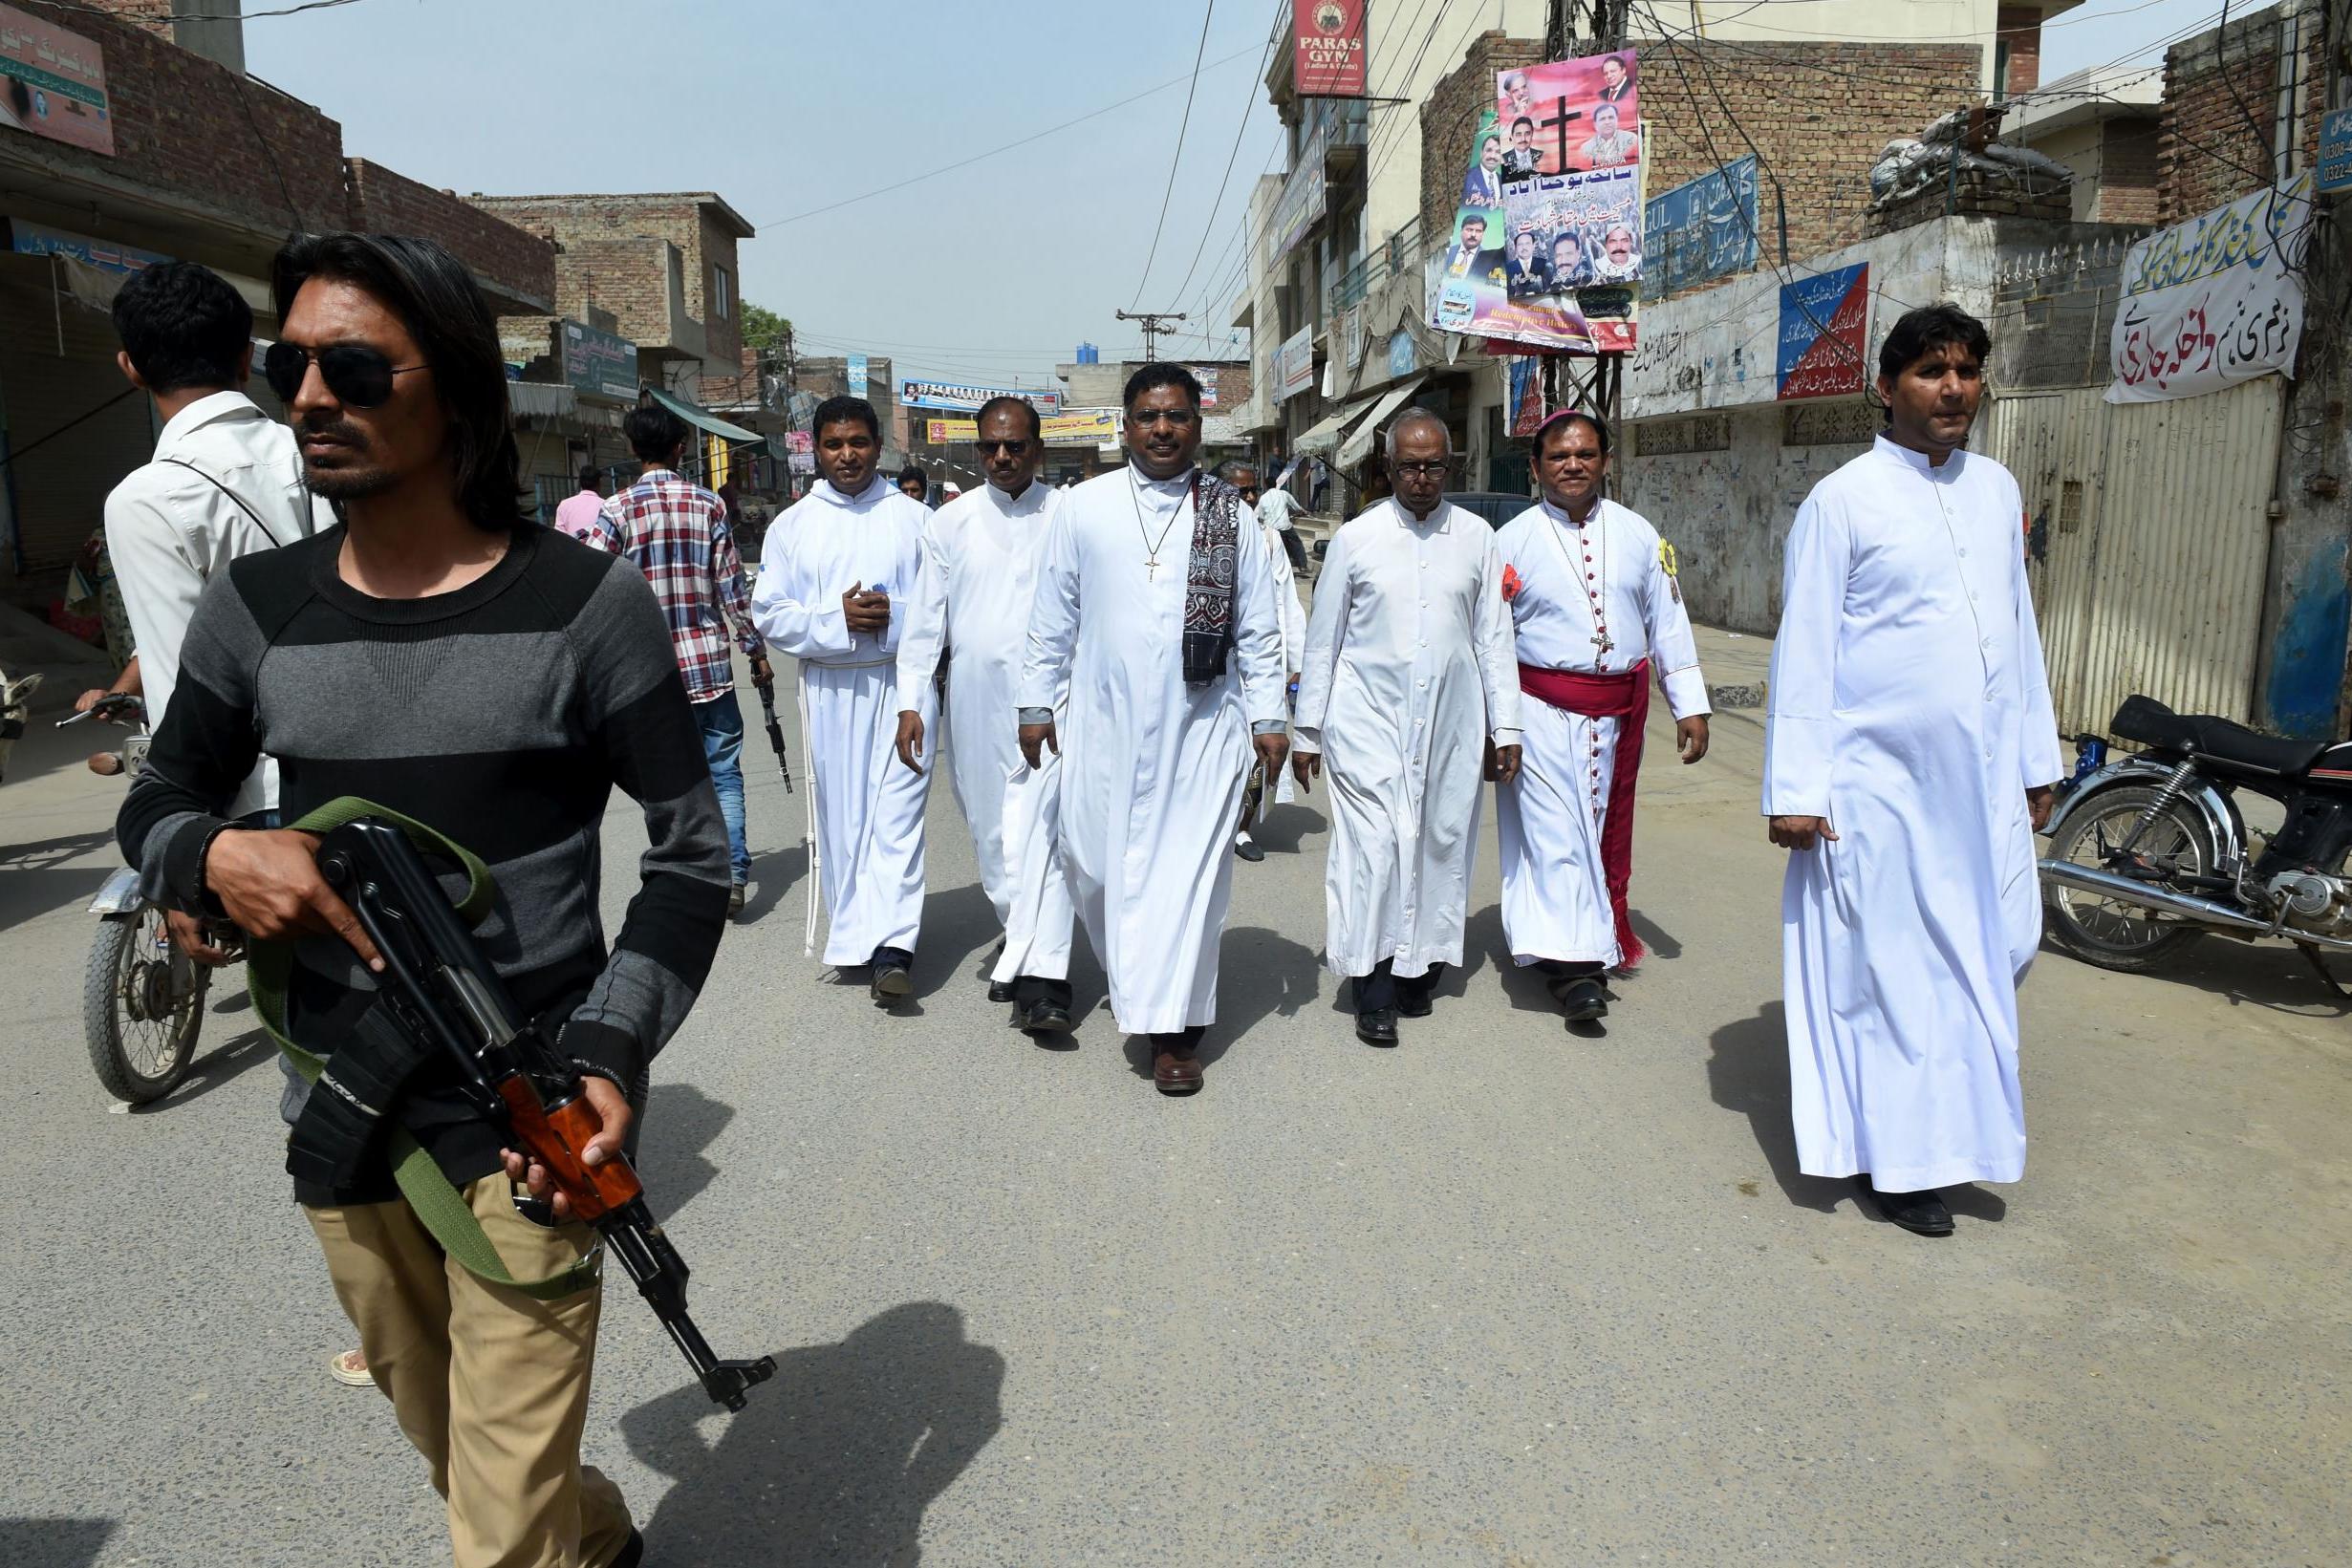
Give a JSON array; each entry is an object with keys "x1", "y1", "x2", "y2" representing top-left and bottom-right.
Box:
[
  {"x1": 2042, "y1": 784, "x2": 2212, "y2": 971},
  {"x1": 84, "y1": 905, "x2": 208, "y2": 1105}
]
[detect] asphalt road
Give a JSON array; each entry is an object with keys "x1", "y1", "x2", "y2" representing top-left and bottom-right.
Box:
[{"x1": 3, "y1": 663, "x2": 2347, "y2": 1566}]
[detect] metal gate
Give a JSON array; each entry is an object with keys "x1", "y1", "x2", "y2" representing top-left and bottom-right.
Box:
[{"x1": 1983, "y1": 377, "x2": 2284, "y2": 736}]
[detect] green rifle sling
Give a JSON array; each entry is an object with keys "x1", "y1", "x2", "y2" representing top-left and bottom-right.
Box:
[{"x1": 245, "y1": 796, "x2": 600, "y2": 1301}]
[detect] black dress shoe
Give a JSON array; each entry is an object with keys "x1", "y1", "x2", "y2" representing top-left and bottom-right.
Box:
[
  {"x1": 1395, "y1": 977, "x2": 1435, "y2": 1018},
  {"x1": 613, "y1": 1529, "x2": 645, "y2": 1568},
  {"x1": 869, "y1": 948, "x2": 914, "y2": 1005},
  {"x1": 987, "y1": 977, "x2": 1016, "y2": 1003},
  {"x1": 1560, "y1": 977, "x2": 1609, "y2": 1021},
  {"x1": 1860, "y1": 1178, "x2": 1953, "y2": 1236},
  {"x1": 1232, "y1": 832, "x2": 1265, "y2": 862},
  {"x1": 1016, "y1": 999, "x2": 1073, "y2": 1034},
  {"x1": 1355, "y1": 1006, "x2": 1400, "y2": 1046}
]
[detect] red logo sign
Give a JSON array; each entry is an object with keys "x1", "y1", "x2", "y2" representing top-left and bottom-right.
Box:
[{"x1": 1294, "y1": 0, "x2": 1367, "y2": 98}]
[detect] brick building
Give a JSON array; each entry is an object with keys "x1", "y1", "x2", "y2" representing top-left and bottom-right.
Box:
[
  {"x1": 1416, "y1": 33, "x2": 1985, "y2": 290},
  {"x1": 465, "y1": 192, "x2": 755, "y2": 390},
  {"x1": 2156, "y1": 0, "x2": 2326, "y2": 222},
  {"x1": 0, "y1": 0, "x2": 555, "y2": 605},
  {"x1": 2006, "y1": 70, "x2": 2164, "y2": 227}
]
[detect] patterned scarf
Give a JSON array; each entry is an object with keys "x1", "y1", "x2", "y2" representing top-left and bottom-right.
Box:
[{"x1": 1181, "y1": 470, "x2": 1244, "y2": 685}]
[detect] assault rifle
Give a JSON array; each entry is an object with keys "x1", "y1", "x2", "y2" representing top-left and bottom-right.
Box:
[{"x1": 315, "y1": 817, "x2": 776, "y2": 1410}]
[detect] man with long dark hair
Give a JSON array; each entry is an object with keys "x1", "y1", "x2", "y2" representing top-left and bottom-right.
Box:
[{"x1": 119, "y1": 232, "x2": 728, "y2": 1565}]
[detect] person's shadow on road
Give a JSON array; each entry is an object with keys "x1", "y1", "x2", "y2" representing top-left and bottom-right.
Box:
[
  {"x1": 1706, "y1": 1002, "x2": 1848, "y2": 1214},
  {"x1": 1123, "y1": 925, "x2": 1321, "y2": 1078},
  {"x1": 620, "y1": 1301, "x2": 1003, "y2": 1566},
  {"x1": 1707, "y1": 1003, "x2": 2011, "y2": 1225}
]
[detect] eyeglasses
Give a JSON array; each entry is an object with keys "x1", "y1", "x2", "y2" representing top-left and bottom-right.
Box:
[
  {"x1": 1129, "y1": 408, "x2": 1198, "y2": 429},
  {"x1": 1238, "y1": 485, "x2": 1261, "y2": 498},
  {"x1": 976, "y1": 439, "x2": 1032, "y2": 456},
  {"x1": 264, "y1": 341, "x2": 427, "y2": 409},
  {"x1": 1392, "y1": 461, "x2": 1452, "y2": 478}
]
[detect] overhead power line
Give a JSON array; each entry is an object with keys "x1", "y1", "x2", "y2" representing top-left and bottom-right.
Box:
[
  {"x1": 1131, "y1": 0, "x2": 1219, "y2": 307},
  {"x1": 750, "y1": 39, "x2": 1260, "y2": 229},
  {"x1": 1165, "y1": 14, "x2": 1282, "y2": 310}
]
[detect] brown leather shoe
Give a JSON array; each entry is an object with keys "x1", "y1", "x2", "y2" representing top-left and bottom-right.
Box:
[{"x1": 1153, "y1": 1043, "x2": 1202, "y2": 1095}]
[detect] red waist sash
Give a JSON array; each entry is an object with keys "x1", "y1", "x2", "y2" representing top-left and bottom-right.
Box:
[
  {"x1": 1518, "y1": 660, "x2": 1647, "y2": 718},
  {"x1": 1518, "y1": 658, "x2": 1651, "y2": 967}
]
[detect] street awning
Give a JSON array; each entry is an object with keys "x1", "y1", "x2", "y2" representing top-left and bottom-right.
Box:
[
  {"x1": 507, "y1": 381, "x2": 578, "y2": 419},
  {"x1": 1335, "y1": 376, "x2": 1429, "y2": 469},
  {"x1": 1292, "y1": 394, "x2": 1381, "y2": 459},
  {"x1": 649, "y1": 387, "x2": 762, "y2": 443}
]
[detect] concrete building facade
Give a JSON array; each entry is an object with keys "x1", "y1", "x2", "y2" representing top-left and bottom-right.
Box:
[{"x1": 465, "y1": 191, "x2": 755, "y2": 391}]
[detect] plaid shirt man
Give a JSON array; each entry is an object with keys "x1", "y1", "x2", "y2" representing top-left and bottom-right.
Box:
[{"x1": 587, "y1": 467, "x2": 764, "y2": 701}]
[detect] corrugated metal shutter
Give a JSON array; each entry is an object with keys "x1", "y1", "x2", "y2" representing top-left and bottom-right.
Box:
[
  {"x1": 1987, "y1": 378, "x2": 2283, "y2": 735},
  {"x1": 0, "y1": 261, "x2": 158, "y2": 576}
]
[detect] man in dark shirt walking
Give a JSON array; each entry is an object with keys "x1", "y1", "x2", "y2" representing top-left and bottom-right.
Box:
[
  {"x1": 589, "y1": 404, "x2": 769, "y2": 913},
  {"x1": 119, "y1": 232, "x2": 727, "y2": 1568}
]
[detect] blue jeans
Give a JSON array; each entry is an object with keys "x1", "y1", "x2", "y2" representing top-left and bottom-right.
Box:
[{"x1": 696, "y1": 690, "x2": 751, "y2": 885}]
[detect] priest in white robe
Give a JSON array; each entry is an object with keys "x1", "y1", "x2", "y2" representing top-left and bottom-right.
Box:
[
  {"x1": 1765, "y1": 305, "x2": 2061, "y2": 1238},
  {"x1": 894, "y1": 397, "x2": 1075, "y2": 1034},
  {"x1": 1221, "y1": 458, "x2": 1305, "y2": 862},
  {"x1": 750, "y1": 396, "x2": 934, "y2": 1004},
  {"x1": 1291, "y1": 411, "x2": 1521, "y2": 1046},
  {"x1": 1493, "y1": 410, "x2": 1710, "y2": 1025},
  {"x1": 1017, "y1": 365, "x2": 1288, "y2": 1095}
]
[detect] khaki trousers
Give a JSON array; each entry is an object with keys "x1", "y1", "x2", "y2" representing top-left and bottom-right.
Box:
[{"x1": 305, "y1": 1177, "x2": 636, "y2": 1568}]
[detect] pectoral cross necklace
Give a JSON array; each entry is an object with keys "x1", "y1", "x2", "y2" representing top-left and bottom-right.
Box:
[
  {"x1": 1546, "y1": 500, "x2": 1613, "y2": 656},
  {"x1": 1128, "y1": 469, "x2": 1188, "y2": 580}
]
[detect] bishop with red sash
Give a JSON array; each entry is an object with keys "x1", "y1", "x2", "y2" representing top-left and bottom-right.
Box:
[{"x1": 1493, "y1": 411, "x2": 1710, "y2": 1022}]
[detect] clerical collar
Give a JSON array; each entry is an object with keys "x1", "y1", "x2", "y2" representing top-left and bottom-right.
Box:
[
  {"x1": 1542, "y1": 496, "x2": 1604, "y2": 528},
  {"x1": 1874, "y1": 432, "x2": 1964, "y2": 478},
  {"x1": 1128, "y1": 462, "x2": 1193, "y2": 494},
  {"x1": 1396, "y1": 499, "x2": 1448, "y2": 529},
  {"x1": 818, "y1": 476, "x2": 889, "y2": 505}
]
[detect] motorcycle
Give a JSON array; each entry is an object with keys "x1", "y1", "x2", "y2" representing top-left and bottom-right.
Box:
[
  {"x1": 61, "y1": 695, "x2": 235, "y2": 1104},
  {"x1": 2038, "y1": 694, "x2": 2352, "y2": 989}
]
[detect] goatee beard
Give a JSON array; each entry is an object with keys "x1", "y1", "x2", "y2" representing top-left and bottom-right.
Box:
[{"x1": 303, "y1": 462, "x2": 397, "y2": 502}]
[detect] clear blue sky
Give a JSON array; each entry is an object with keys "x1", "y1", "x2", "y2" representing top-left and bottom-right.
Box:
[
  {"x1": 245, "y1": 0, "x2": 2226, "y2": 387},
  {"x1": 2039, "y1": 0, "x2": 2233, "y2": 80},
  {"x1": 247, "y1": 0, "x2": 1291, "y2": 388}
]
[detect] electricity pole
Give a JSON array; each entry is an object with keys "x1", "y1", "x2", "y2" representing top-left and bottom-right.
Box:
[
  {"x1": 1117, "y1": 309, "x2": 1189, "y2": 362},
  {"x1": 1542, "y1": 0, "x2": 1632, "y2": 432}
]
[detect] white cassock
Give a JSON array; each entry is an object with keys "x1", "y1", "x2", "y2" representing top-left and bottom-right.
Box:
[
  {"x1": 1765, "y1": 436, "x2": 2061, "y2": 1191},
  {"x1": 1018, "y1": 463, "x2": 1287, "y2": 1034},
  {"x1": 751, "y1": 476, "x2": 935, "y2": 963},
  {"x1": 893, "y1": 480, "x2": 1074, "y2": 984},
  {"x1": 1293, "y1": 500, "x2": 1521, "y2": 980},
  {"x1": 1492, "y1": 497, "x2": 1709, "y2": 970},
  {"x1": 1251, "y1": 506, "x2": 1307, "y2": 814}
]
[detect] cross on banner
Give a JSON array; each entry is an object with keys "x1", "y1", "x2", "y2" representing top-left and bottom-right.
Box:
[{"x1": 1539, "y1": 97, "x2": 1585, "y2": 175}]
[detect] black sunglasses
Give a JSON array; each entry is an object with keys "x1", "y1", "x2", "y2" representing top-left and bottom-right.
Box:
[{"x1": 264, "y1": 341, "x2": 428, "y2": 408}]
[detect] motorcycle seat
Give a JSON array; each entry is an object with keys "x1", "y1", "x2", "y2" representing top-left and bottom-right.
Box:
[{"x1": 2109, "y1": 695, "x2": 2328, "y2": 775}]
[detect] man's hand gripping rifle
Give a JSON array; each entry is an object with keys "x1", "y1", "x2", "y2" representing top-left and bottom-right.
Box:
[{"x1": 315, "y1": 818, "x2": 776, "y2": 1410}]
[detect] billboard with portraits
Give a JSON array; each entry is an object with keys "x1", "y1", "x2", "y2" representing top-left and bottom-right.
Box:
[
  {"x1": 1431, "y1": 53, "x2": 1644, "y2": 354},
  {"x1": 1494, "y1": 51, "x2": 1639, "y2": 180}
]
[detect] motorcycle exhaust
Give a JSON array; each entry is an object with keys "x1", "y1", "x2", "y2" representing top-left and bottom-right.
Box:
[{"x1": 2037, "y1": 859, "x2": 2352, "y2": 952}]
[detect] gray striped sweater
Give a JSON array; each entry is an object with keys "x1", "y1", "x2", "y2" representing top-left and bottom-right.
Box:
[{"x1": 119, "y1": 522, "x2": 729, "y2": 1201}]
